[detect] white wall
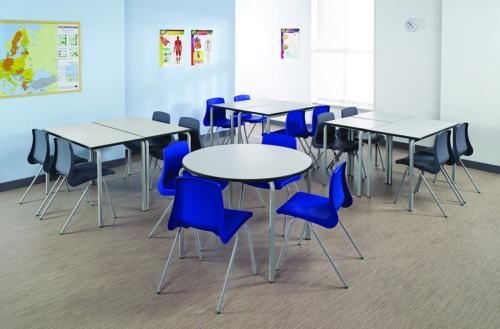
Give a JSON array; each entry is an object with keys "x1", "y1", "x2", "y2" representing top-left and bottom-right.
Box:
[
  {"x1": 375, "y1": 0, "x2": 443, "y2": 146},
  {"x1": 235, "y1": 0, "x2": 311, "y2": 122},
  {"x1": 441, "y1": 0, "x2": 500, "y2": 166}
]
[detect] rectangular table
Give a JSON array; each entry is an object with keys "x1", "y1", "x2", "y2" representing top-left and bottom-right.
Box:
[{"x1": 353, "y1": 112, "x2": 411, "y2": 123}]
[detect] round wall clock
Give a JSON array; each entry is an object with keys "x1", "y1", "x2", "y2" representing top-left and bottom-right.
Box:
[{"x1": 403, "y1": 17, "x2": 419, "y2": 33}]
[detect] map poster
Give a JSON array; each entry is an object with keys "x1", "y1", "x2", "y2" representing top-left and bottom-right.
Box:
[
  {"x1": 191, "y1": 30, "x2": 213, "y2": 66},
  {"x1": 160, "y1": 29, "x2": 184, "y2": 67},
  {"x1": 281, "y1": 28, "x2": 300, "y2": 60},
  {"x1": 0, "y1": 21, "x2": 80, "y2": 98}
]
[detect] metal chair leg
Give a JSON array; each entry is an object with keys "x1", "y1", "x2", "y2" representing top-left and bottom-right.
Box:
[
  {"x1": 84, "y1": 183, "x2": 94, "y2": 206},
  {"x1": 355, "y1": 153, "x2": 366, "y2": 180},
  {"x1": 442, "y1": 166, "x2": 466, "y2": 204},
  {"x1": 39, "y1": 177, "x2": 66, "y2": 219},
  {"x1": 242, "y1": 224, "x2": 257, "y2": 275},
  {"x1": 19, "y1": 166, "x2": 43, "y2": 204},
  {"x1": 243, "y1": 124, "x2": 249, "y2": 144},
  {"x1": 394, "y1": 166, "x2": 409, "y2": 204},
  {"x1": 276, "y1": 217, "x2": 296, "y2": 271},
  {"x1": 374, "y1": 142, "x2": 378, "y2": 166},
  {"x1": 149, "y1": 158, "x2": 158, "y2": 190},
  {"x1": 194, "y1": 229, "x2": 203, "y2": 261},
  {"x1": 337, "y1": 219, "x2": 363, "y2": 259},
  {"x1": 459, "y1": 160, "x2": 481, "y2": 193},
  {"x1": 149, "y1": 199, "x2": 174, "y2": 237},
  {"x1": 255, "y1": 188, "x2": 265, "y2": 208},
  {"x1": 419, "y1": 171, "x2": 448, "y2": 218},
  {"x1": 65, "y1": 179, "x2": 70, "y2": 192},
  {"x1": 102, "y1": 179, "x2": 116, "y2": 218},
  {"x1": 310, "y1": 222, "x2": 348, "y2": 288},
  {"x1": 433, "y1": 173, "x2": 438, "y2": 183},
  {"x1": 247, "y1": 123, "x2": 257, "y2": 140},
  {"x1": 377, "y1": 144, "x2": 385, "y2": 170},
  {"x1": 81, "y1": 183, "x2": 90, "y2": 203},
  {"x1": 298, "y1": 138, "x2": 309, "y2": 154},
  {"x1": 157, "y1": 227, "x2": 181, "y2": 294},
  {"x1": 216, "y1": 127, "x2": 221, "y2": 145},
  {"x1": 414, "y1": 174, "x2": 423, "y2": 193},
  {"x1": 283, "y1": 186, "x2": 290, "y2": 237},
  {"x1": 60, "y1": 184, "x2": 90, "y2": 234},
  {"x1": 298, "y1": 221, "x2": 307, "y2": 245},
  {"x1": 217, "y1": 233, "x2": 239, "y2": 314},
  {"x1": 36, "y1": 175, "x2": 62, "y2": 216}
]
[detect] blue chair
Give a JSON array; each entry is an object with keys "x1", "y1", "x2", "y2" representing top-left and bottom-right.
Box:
[
  {"x1": 156, "y1": 176, "x2": 257, "y2": 314},
  {"x1": 394, "y1": 130, "x2": 461, "y2": 217},
  {"x1": 270, "y1": 110, "x2": 311, "y2": 154},
  {"x1": 202, "y1": 97, "x2": 238, "y2": 145},
  {"x1": 38, "y1": 139, "x2": 116, "y2": 234},
  {"x1": 234, "y1": 94, "x2": 268, "y2": 141},
  {"x1": 124, "y1": 111, "x2": 173, "y2": 179},
  {"x1": 239, "y1": 134, "x2": 301, "y2": 237},
  {"x1": 148, "y1": 141, "x2": 229, "y2": 238},
  {"x1": 275, "y1": 161, "x2": 363, "y2": 288}
]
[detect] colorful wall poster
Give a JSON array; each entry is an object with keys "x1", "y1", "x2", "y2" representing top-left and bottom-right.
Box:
[
  {"x1": 191, "y1": 30, "x2": 213, "y2": 65},
  {"x1": 160, "y1": 30, "x2": 184, "y2": 67},
  {"x1": 0, "y1": 20, "x2": 81, "y2": 98},
  {"x1": 281, "y1": 28, "x2": 300, "y2": 60}
]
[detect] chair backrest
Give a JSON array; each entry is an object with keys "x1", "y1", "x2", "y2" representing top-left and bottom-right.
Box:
[
  {"x1": 151, "y1": 111, "x2": 173, "y2": 145},
  {"x1": 262, "y1": 133, "x2": 297, "y2": 150},
  {"x1": 157, "y1": 141, "x2": 190, "y2": 196},
  {"x1": 325, "y1": 161, "x2": 353, "y2": 229},
  {"x1": 178, "y1": 117, "x2": 203, "y2": 151},
  {"x1": 312, "y1": 112, "x2": 337, "y2": 149},
  {"x1": 53, "y1": 138, "x2": 75, "y2": 180},
  {"x1": 203, "y1": 97, "x2": 226, "y2": 127},
  {"x1": 310, "y1": 105, "x2": 330, "y2": 136},
  {"x1": 28, "y1": 129, "x2": 50, "y2": 169},
  {"x1": 454, "y1": 123, "x2": 473, "y2": 158},
  {"x1": 338, "y1": 107, "x2": 359, "y2": 139},
  {"x1": 433, "y1": 130, "x2": 453, "y2": 168},
  {"x1": 234, "y1": 94, "x2": 250, "y2": 102},
  {"x1": 168, "y1": 176, "x2": 232, "y2": 243},
  {"x1": 285, "y1": 110, "x2": 308, "y2": 137}
]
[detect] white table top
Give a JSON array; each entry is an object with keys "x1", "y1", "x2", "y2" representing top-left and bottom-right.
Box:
[
  {"x1": 368, "y1": 118, "x2": 459, "y2": 140},
  {"x1": 94, "y1": 117, "x2": 190, "y2": 139},
  {"x1": 225, "y1": 102, "x2": 318, "y2": 117},
  {"x1": 211, "y1": 98, "x2": 286, "y2": 111},
  {"x1": 43, "y1": 122, "x2": 144, "y2": 150},
  {"x1": 354, "y1": 112, "x2": 412, "y2": 123},
  {"x1": 183, "y1": 144, "x2": 312, "y2": 183},
  {"x1": 325, "y1": 117, "x2": 391, "y2": 131}
]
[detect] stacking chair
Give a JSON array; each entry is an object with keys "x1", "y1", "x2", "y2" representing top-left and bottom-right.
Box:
[
  {"x1": 38, "y1": 139, "x2": 116, "y2": 234},
  {"x1": 270, "y1": 110, "x2": 311, "y2": 154},
  {"x1": 21, "y1": 129, "x2": 87, "y2": 205},
  {"x1": 239, "y1": 134, "x2": 301, "y2": 237},
  {"x1": 306, "y1": 105, "x2": 329, "y2": 168},
  {"x1": 394, "y1": 130, "x2": 464, "y2": 218},
  {"x1": 124, "y1": 111, "x2": 173, "y2": 179},
  {"x1": 275, "y1": 161, "x2": 363, "y2": 288},
  {"x1": 202, "y1": 97, "x2": 238, "y2": 145},
  {"x1": 234, "y1": 94, "x2": 268, "y2": 141},
  {"x1": 156, "y1": 176, "x2": 257, "y2": 314},
  {"x1": 148, "y1": 141, "x2": 229, "y2": 239}
]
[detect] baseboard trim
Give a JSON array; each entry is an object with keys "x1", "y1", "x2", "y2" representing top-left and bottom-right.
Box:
[{"x1": 0, "y1": 158, "x2": 127, "y2": 193}]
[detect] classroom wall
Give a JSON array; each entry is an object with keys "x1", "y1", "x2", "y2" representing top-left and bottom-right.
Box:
[
  {"x1": 0, "y1": 0, "x2": 126, "y2": 184},
  {"x1": 124, "y1": 0, "x2": 236, "y2": 134},
  {"x1": 235, "y1": 0, "x2": 311, "y2": 122},
  {"x1": 440, "y1": 0, "x2": 500, "y2": 167}
]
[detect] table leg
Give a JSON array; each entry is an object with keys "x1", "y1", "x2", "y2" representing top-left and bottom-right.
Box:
[
  {"x1": 269, "y1": 181, "x2": 276, "y2": 283},
  {"x1": 238, "y1": 112, "x2": 242, "y2": 144},
  {"x1": 89, "y1": 150, "x2": 96, "y2": 185},
  {"x1": 385, "y1": 135, "x2": 389, "y2": 184},
  {"x1": 367, "y1": 133, "x2": 372, "y2": 198},
  {"x1": 323, "y1": 124, "x2": 328, "y2": 186},
  {"x1": 45, "y1": 173, "x2": 50, "y2": 194},
  {"x1": 228, "y1": 182, "x2": 233, "y2": 209},
  {"x1": 346, "y1": 130, "x2": 351, "y2": 176},
  {"x1": 96, "y1": 149, "x2": 103, "y2": 227},
  {"x1": 141, "y1": 140, "x2": 150, "y2": 211},
  {"x1": 306, "y1": 168, "x2": 311, "y2": 240},
  {"x1": 408, "y1": 139, "x2": 415, "y2": 212},
  {"x1": 210, "y1": 107, "x2": 214, "y2": 147},
  {"x1": 357, "y1": 132, "x2": 363, "y2": 197},
  {"x1": 230, "y1": 110, "x2": 234, "y2": 145},
  {"x1": 183, "y1": 132, "x2": 191, "y2": 152},
  {"x1": 388, "y1": 136, "x2": 393, "y2": 185},
  {"x1": 267, "y1": 117, "x2": 271, "y2": 135}
]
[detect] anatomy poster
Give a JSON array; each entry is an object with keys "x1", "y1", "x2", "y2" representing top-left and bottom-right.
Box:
[
  {"x1": 191, "y1": 30, "x2": 213, "y2": 65},
  {"x1": 160, "y1": 30, "x2": 184, "y2": 67},
  {"x1": 281, "y1": 28, "x2": 300, "y2": 59}
]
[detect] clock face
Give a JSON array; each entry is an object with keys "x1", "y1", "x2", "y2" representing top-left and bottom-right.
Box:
[{"x1": 404, "y1": 17, "x2": 419, "y2": 32}]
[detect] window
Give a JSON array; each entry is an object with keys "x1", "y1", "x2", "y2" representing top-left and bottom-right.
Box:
[{"x1": 311, "y1": 0, "x2": 374, "y2": 110}]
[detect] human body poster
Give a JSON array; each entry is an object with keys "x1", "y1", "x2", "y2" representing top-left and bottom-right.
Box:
[
  {"x1": 281, "y1": 28, "x2": 300, "y2": 59},
  {"x1": 191, "y1": 30, "x2": 213, "y2": 65},
  {"x1": 160, "y1": 30, "x2": 184, "y2": 67}
]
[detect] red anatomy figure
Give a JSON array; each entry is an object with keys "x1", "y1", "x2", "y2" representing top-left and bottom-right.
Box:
[{"x1": 174, "y1": 36, "x2": 182, "y2": 64}]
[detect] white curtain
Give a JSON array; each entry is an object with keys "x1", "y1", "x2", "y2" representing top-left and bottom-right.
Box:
[{"x1": 311, "y1": 0, "x2": 374, "y2": 110}]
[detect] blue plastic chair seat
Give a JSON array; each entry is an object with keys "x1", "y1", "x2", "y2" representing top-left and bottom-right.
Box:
[
  {"x1": 241, "y1": 114, "x2": 267, "y2": 123},
  {"x1": 395, "y1": 153, "x2": 438, "y2": 173},
  {"x1": 220, "y1": 209, "x2": 253, "y2": 240},
  {"x1": 71, "y1": 163, "x2": 115, "y2": 186},
  {"x1": 277, "y1": 192, "x2": 334, "y2": 228}
]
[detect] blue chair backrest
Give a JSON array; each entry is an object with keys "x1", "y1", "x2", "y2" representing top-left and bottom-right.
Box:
[
  {"x1": 178, "y1": 117, "x2": 203, "y2": 151},
  {"x1": 433, "y1": 130, "x2": 452, "y2": 168},
  {"x1": 168, "y1": 176, "x2": 233, "y2": 243},
  {"x1": 54, "y1": 138, "x2": 75, "y2": 179},
  {"x1": 310, "y1": 105, "x2": 329, "y2": 136},
  {"x1": 454, "y1": 123, "x2": 473, "y2": 158},
  {"x1": 285, "y1": 110, "x2": 307, "y2": 137},
  {"x1": 262, "y1": 133, "x2": 297, "y2": 150},
  {"x1": 325, "y1": 161, "x2": 353, "y2": 229},
  {"x1": 158, "y1": 141, "x2": 190, "y2": 196},
  {"x1": 203, "y1": 97, "x2": 226, "y2": 127},
  {"x1": 234, "y1": 94, "x2": 250, "y2": 102}
]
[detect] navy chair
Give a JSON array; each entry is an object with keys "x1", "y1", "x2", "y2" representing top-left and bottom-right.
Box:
[
  {"x1": 239, "y1": 134, "x2": 301, "y2": 237},
  {"x1": 394, "y1": 130, "x2": 462, "y2": 217},
  {"x1": 306, "y1": 105, "x2": 329, "y2": 137},
  {"x1": 124, "y1": 111, "x2": 173, "y2": 179},
  {"x1": 234, "y1": 94, "x2": 268, "y2": 141},
  {"x1": 38, "y1": 139, "x2": 116, "y2": 234},
  {"x1": 275, "y1": 161, "x2": 363, "y2": 288},
  {"x1": 156, "y1": 176, "x2": 257, "y2": 314},
  {"x1": 202, "y1": 97, "x2": 238, "y2": 145}
]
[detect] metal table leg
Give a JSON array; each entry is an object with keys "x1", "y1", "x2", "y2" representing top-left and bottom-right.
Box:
[
  {"x1": 230, "y1": 110, "x2": 234, "y2": 144},
  {"x1": 357, "y1": 132, "x2": 363, "y2": 197},
  {"x1": 228, "y1": 182, "x2": 233, "y2": 209},
  {"x1": 96, "y1": 149, "x2": 103, "y2": 227},
  {"x1": 408, "y1": 139, "x2": 415, "y2": 212},
  {"x1": 385, "y1": 135, "x2": 389, "y2": 184},
  {"x1": 210, "y1": 107, "x2": 214, "y2": 146},
  {"x1": 238, "y1": 112, "x2": 242, "y2": 144},
  {"x1": 306, "y1": 168, "x2": 311, "y2": 240},
  {"x1": 183, "y1": 132, "x2": 191, "y2": 152},
  {"x1": 367, "y1": 134, "x2": 372, "y2": 198},
  {"x1": 89, "y1": 150, "x2": 97, "y2": 185},
  {"x1": 323, "y1": 124, "x2": 328, "y2": 186},
  {"x1": 141, "y1": 140, "x2": 150, "y2": 211},
  {"x1": 388, "y1": 136, "x2": 393, "y2": 185},
  {"x1": 269, "y1": 181, "x2": 276, "y2": 283},
  {"x1": 266, "y1": 117, "x2": 271, "y2": 135}
]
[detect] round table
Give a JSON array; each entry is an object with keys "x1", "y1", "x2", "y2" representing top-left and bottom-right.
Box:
[{"x1": 183, "y1": 144, "x2": 313, "y2": 283}]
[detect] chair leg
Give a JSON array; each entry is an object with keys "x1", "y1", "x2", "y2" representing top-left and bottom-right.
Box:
[
  {"x1": 459, "y1": 160, "x2": 481, "y2": 193},
  {"x1": 442, "y1": 166, "x2": 466, "y2": 205},
  {"x1": 394, "y1": 166, "x2": 409, "y2": 204},
  {"x1": 414, "y1": 173, "x2": 423, "y2": 193},
  {"x1": 354, "y1": 153, "x2": 366, "y2": 180},
  {"x1": 36, "y1": 175, "x2": 62, "y2": 216},
  {"x1": 217, "y1": 233, "x2": 239, "y2": 314},
  {"x1": 19, "y1": 166, "x2": 44, "y2": 204},
  {"x1": 84, "y1": 183, "x2": 94, "y2": 206},
  {"x1": 419, "y1": 171, "x2": 448, "y2": 218},
  {"x1": 238, "y1": 183, "x2": 244, "y2": 210},
  {"x1": 276, "y1": 217, "x2": 296, "y2": 271},
  {"x1": 242, "y1": 224, "x2": 257, "y2": 275},
  {"x1": 374, "y1": 143, "x2": 378, "y2": 166},
  {"x1": 102, "y1": 179, "x2": 117, "y2": 218},
  {"x1": 39, "y1": 176, "x2": 66, "y2": 220},
  {"x1": 282, "y1": 186, "x2": 290, "y2": 237},
  {"x1": 216, "y1": 127, "x2": 222, "y2": 145},
  {"x1": 157, "y1": 227, "x2": 181, "y2": 294},
  {"x1": 337, "y1": 219, "x2": 363, "y2": 259},
  {"x1": 149, "y1": 158, "x2": 158, "y2": 190},
  {"x1": 194, "y1": 229, "x2": 203, "y2": 261},
  {"x1": 298, "y1": 138, "x2": 309, "y2": 154},
  {"x1": 309, "y1": 222, "x2": 348, "y2": 288},
  {"x1": 60, "y1": 184, "x2": 90, "y2": 234},
  {"x1": 298, "y1": 221, "x2": 307, "y2": 245},
  {"x1": 81, "y1": 183, "x2": 90, "y2": 203},
  {"x1": 243, "y1": 124, "x2": 249, "y2": 144},
  {"x1": 65, "y1": 179, "x2": 70, "y2": 193},
  {"x1": 149, "y1": 198, "x2": 174, "y2": 237},
  {"x1": 377, "y1": 144, "x2": 385, "y2": 170},
  {"x1": 247, "y1": 123, "x2": 257, "y2": 140},
  {"x1": 255, "y1": 188, "x2": 265, "y2": 208},
  {"x1": 433, "y1": 173, "x2": 438, "y2": 183}
]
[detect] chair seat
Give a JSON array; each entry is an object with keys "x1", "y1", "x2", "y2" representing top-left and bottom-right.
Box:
[
  {"x1": 211, "y1": 117, "x2": 239, "y2": 129},
  {"x1": 418, "y1": 146, "x2": 456, "y2": 166},
  {"x1": 360, "y1": 133, "x2": 385, "y2": 144},
  {"x1": 244, "y1": 175, "x2": 301, "y2": 191},
  {"x1": 47, "y1": 154, "x2": 88, "y2": 175},
  {"x1": 124, "y1": 139, "x2": 171, "y2": 151},
  {"x1": 327, "y1": 139, "x2": 359, "y2": 153},
  {"x1": 276, "y1": 192, "x2": 336, "y2": 229},
  {"x1": 395, "y1": 153, "x2": 438, "y2": 174},
  {"x1": 70, "y1": 163, "x2": 115, "y2": 187},
  {"x1": 216, "y1": 209, "x2": 253, "y2": 244},
  {"x1": 157, "y1": 171, "x2": 229, "y2": 197},
  {"x1": 243, "y1": 114, "x2": 267, "y2": 123},
  {"x1": 268, "y1": 129, "x2": 287, "y2": 135}
]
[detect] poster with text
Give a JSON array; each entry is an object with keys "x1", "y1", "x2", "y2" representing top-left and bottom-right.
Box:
[
  {"x1": 281, "y1": 28, "x2": 300, "y2": 59},
  {"x1": 191, "y1": 30, "x2": 213, "y2": 65},
  {"x1": 160, "y1": 30, "x2": 184, "y2": 67}
]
